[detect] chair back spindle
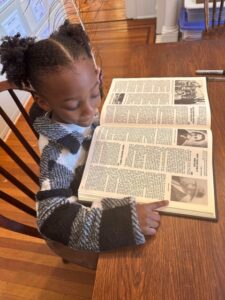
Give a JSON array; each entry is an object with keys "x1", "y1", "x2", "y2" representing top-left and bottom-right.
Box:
[
  {"x1": 0, "y1": 80, "x2": 98, "y2": 269},
  {"x1": 0, "y1": 80, "x2": 40, "y2": 238},
  {"x1": 0, "y1": 106, "x2": 40, "y2": 164},
  {"x1": 8, "y1": 89, "x2": 39, "y2": 138},
  {"x1": 1, "y1": 166, "x2": 36, "y2": 200},
  {"x1": 203, "y1": 0, "x2": 225, "y2": 38}
]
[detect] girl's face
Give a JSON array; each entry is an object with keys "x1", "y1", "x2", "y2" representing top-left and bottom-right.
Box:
[{"x1": 37, "y1": 57, "x2": 101, "y2": 127}]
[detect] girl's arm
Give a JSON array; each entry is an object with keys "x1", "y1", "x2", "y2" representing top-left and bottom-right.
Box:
[
  {"x1": 34, "y1": 115, "x2": 166, "y2": 252},
  {"x1": 37, "y1": 191, "x2": 145, "y2": 252}
]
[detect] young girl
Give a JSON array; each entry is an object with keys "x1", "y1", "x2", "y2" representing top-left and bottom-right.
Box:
[{"x1": 0, "y1": 20, "x2": 168, "y2": 252}]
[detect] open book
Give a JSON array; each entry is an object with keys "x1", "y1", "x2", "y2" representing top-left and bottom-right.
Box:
[{"x1": 79, "y1": 77, "x2": 216, "y2": 220}]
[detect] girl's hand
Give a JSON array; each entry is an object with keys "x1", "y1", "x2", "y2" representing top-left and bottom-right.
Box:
[{"x1": 136, "y1": 200, "x2": 169, "y2": 236}]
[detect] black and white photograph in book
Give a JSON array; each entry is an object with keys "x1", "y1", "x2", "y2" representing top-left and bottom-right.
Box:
[
  {"x1": 174, "y1": 80, "x2": 205, "y2": 105},
  {"x1": 112, "y1": 93, "x2": 125, "y2": 104},
  {"x1": 177, "y1": 129, "x2": 208, "y2": 148},
  {"x1": 171, "y1": 176, "x2": 208, "y2": 204}
]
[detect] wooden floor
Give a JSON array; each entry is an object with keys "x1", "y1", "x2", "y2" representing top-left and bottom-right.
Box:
[{"x1": 0, "y1": 1, "x2": 156, "y2": 299}]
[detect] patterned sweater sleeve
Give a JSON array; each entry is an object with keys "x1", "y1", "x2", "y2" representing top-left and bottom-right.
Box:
[
  {"x1": 37, "y1": 192, "x2": 145, "y2": 252},
  {"x1": 36, "y1": 160, "x2": 145, "y2": 251},
  {"x1": 34, "y1": 115, "x2": 145, "y2": 252}
]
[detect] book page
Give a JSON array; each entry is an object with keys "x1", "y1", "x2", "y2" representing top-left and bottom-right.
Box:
[
  {"x1": 100, "y1": 77, "x2": 211, "y2": 129},
  {"x1": 79, "y1": 126, "x2": 216, "y2": 219}
]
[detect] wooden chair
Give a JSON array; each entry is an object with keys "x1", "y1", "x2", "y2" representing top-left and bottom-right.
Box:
[
  {"x1": 202, "y1": 0, "x2": 225, "y2": 38},
  {"x1": 0, "y1": 80, "x2": 98, "y2": 269}
]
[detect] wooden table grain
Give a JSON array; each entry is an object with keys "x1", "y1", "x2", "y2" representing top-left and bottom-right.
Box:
[{"x1": 92, "y1": 39, "x2": 225, "y2": 300}]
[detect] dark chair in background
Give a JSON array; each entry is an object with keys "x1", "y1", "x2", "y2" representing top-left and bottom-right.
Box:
[
  {"x1": 0, "y1": 80, "x2": 98, "y2": 269},
  {"x1": 202, "y1": 0, "x2": 225, "y2": 38}
]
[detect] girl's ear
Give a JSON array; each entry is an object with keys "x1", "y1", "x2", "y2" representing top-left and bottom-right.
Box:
[
  {"x1": 95, "y1": 66, "x2": 103, "y2": 80},
  {"x1": 33, "y1": 94, "x2": 51, "y2": 112},
  {"x1": 96, "y1": 67, "x2": 103, "y2": 98},
  {"x1": 95, "y1": 66, "x2": 100, "y2": 75}
]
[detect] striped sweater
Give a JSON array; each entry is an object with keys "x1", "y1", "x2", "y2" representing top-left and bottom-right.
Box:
[{"x1": 33, "y1": 113, "x2": 145, "y2": 252}]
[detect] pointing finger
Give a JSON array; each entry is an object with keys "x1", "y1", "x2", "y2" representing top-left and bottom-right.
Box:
[{"x1": 150, "y1": 200, "x2": 169, "y2": 210}]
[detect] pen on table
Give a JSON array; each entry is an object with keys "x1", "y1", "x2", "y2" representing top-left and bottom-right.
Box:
[
  {"x1": 196, "y1": 70, "x2": 225, "y2": 75},
  {"x1": 207, "y1": 77, "x2": 225, "y2": 82}
]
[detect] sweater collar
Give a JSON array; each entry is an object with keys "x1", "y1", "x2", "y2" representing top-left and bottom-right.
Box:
[{"x1": 33, "y1": 113, "x2": 87, "y2": 153}]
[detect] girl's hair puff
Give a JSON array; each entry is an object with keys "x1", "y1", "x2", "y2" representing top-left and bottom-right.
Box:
[
  {"x1": 0, "y1": 33, "x2": 35, "y2": 88},
  {"x1": 0, "y1": 20, "x2": 92, "y2": 91}
]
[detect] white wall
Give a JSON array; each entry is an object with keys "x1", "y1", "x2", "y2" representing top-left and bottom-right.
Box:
[
  {"x1": 125, "y1": 0, "x2": 184, "y2": 42},
  {"x1": 125, "y1": 0, "x2": 157, "y2": 19},
  {"x1": 0, "y1": 0, "x2": 65, "y2": 139}
]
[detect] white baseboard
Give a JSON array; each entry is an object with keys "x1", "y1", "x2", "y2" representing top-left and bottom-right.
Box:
[
  {"x1": 155, "y1": 31, "x2": 179, "y2": 43},
  {"x1": 134, "y1": 14, "x2": 156, "y2": 19}
]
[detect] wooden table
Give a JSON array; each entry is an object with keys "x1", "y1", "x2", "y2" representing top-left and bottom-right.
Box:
[{"x1": 92, "y1": 39, "x2": 225, "y2": 300}]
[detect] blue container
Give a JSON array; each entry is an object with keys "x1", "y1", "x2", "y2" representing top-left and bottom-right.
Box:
[{"x1": 179, "y1": 7, "x2": 205, "y2": 31}]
